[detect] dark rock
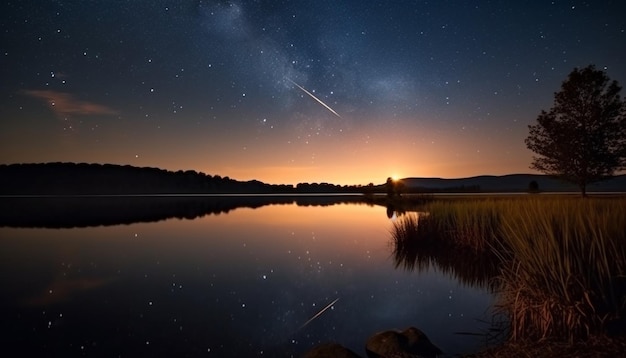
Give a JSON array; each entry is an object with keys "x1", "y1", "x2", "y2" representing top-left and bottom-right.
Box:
[
  {"x1": 365, "y1": 327, "x2": 443, "y2": 358},
  {"x1": 302, "y1": 343, "x2": 362, "y2": 358}
]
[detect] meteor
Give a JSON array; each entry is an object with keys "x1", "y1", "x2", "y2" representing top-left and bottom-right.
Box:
[
  {"x1": 286, "y1": 78, "x2": 341, "y2": 118},
  {"x1": 299, "y1": 297, "x2": 339, "y2": 330}
]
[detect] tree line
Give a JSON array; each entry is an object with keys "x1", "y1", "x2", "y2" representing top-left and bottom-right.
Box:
[{"x1": 0, "y1": 162, "x2": 375, "y2": 195}]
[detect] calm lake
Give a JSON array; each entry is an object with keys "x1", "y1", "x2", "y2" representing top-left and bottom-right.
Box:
[{"x1": 0, "y1": 197, "x2": 496, "y2": 357}]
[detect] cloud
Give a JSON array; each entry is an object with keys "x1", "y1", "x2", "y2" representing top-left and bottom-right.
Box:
[{"x1": 21, "y1": 90, "x2": 118, "y2": 116}]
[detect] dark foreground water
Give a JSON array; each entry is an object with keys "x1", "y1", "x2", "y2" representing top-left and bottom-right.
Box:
[{"x1": 0, "y1": 197, "x2": 495, "y2": 357}]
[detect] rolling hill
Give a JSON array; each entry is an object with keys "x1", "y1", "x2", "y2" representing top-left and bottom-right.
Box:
[{"x1": 401, "y1": 174, "x2": 626, "y2": 193}]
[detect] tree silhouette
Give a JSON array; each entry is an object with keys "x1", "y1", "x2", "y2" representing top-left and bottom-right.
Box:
[
  {"x1": 386, "y1": 177, "x2": 404, "y2": 197},
  {"x1": 386, "y1": 177, "x2": 396, "y2": 197},
  {"x1": 525, "y1": 65, "x2": 626, "y2": 196}
]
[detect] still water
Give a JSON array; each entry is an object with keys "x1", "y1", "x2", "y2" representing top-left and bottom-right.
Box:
[{"x1": 0, "y1": 197, "x2": 495, "y2": 357}]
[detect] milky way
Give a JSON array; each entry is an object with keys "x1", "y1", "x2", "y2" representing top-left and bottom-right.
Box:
[{"x1": 1, "y1": 1, "x2": 625, "y2": 184}]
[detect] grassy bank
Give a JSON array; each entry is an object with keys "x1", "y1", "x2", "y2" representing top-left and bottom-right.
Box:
[{"x1": 391, "y1": 196, "x2": 626, "y2": 346}]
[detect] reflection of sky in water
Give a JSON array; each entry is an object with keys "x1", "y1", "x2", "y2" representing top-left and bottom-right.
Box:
[{"x1": 0, "y1": 203, "x2": 495, "y2": 356}]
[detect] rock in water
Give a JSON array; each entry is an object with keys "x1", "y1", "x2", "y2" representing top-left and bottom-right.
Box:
[{"x1": 365, "y1": 327, "x2": 443, "y2": 358}]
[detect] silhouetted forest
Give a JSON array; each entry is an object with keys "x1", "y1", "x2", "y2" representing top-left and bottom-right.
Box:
[{"x1": 0, "y1": 163, "x2": 368, "y2": 195}]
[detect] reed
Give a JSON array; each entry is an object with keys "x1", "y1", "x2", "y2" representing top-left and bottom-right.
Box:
[
  {"x1": 390, "y1": 196, "x2": 626, "y2": 342},
  {"x1": 495, "y1": 197, "x2": 626, "y2": 342},
  {"x1": 390, "y1": 212, "x2": 500, "y2": 289}
]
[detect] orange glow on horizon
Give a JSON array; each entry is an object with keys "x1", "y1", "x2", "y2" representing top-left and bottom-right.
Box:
[
  {"x1": 210, "y1": 165, "x2": 415, "y2": 186},
  {"x1": 0, "y1": 112, "x2": 538, "y2": 186}
]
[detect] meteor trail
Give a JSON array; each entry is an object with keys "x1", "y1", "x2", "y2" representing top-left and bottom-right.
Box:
[
  {"x1": 286, "y1": 78, "x2": 341, "y2": 118},
  {"x1": 299, "y1": 297, "x2": 339, "y2": 330}
]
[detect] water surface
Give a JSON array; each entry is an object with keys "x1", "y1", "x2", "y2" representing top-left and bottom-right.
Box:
[{"x1": 0, "y1": 198, "x2": 495, "y2": 357}]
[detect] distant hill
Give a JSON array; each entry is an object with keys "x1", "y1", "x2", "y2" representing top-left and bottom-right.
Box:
[{"x1": 401, "y1": 174, "x2": 626, "y2": 193}]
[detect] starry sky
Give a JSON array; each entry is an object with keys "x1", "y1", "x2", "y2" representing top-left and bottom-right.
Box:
[{"x1": 1, "y1": 1, "x2": 625, "y2": 185}]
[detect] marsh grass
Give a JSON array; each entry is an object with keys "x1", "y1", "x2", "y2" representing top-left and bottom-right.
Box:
[
  {"x1": 495, "y1": 198, "x2": 626, "y2": 342},
  {"x1": 417, "y1": 199, "x2": 502, "y2": 251},
  {"x1": 391, "y1": 196, "x2": 626, "y2": 343},
  {"x1": 391, "y1": 211, "x2": 501, "y2": 289}
]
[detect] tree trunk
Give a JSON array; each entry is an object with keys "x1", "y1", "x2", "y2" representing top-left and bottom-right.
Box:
[{"x1": 580, "y1": 183, "x2": 587, "y2": 197}]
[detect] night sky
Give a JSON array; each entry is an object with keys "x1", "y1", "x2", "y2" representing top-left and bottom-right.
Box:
[{"x1": 2, "y1": 1, "x2": 625, "y2": 185}]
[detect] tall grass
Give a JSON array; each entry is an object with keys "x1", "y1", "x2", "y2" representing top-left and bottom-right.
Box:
[
  {"x1": 415, "y1": 199, "x2": 502, "y2": 251},
  {"x1": 495, "y1": 198, "x2": 626, "y2": 342},
  {"x1": 390, "y1": 212, "x2": 500, "y2": 289},
  {"x1": 390, "y1": 196, "x2": 626, "y2": 342}
]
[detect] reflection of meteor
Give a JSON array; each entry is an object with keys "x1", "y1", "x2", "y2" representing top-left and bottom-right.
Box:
[
  {"x1": 299, "y1": 297, "x2": 339, "y2": 330},
  {"x1": 287, "y1": 78, "x2": 341, "y2": 118}
]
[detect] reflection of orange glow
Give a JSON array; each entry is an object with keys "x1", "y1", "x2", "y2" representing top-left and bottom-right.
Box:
[
  {"x1": 158, "y1": 203, "x2": 394, "y2": 267},
  {"x1": 228, "y1": 203, "x2": 386, "y2": 228},
  {"x1": 215, "y1": 164, "x2": 414, "y2": 187},
  {"x1": 25, "y1": 275, "x2": 111, "y2": 306}
]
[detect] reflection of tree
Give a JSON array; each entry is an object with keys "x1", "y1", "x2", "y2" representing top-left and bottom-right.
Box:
[
  {"x1": 382, "y1": 197, "x2": 432, "y2": 219},
  {"x1": 0, "y1": 196, "x2": 367, "y2": 228},
  {"x1": 386, "y1": 203, "x2": 395, "y2": 218},
  {"x1": 390, "y1": 213, "x2": 501, "y2": 291}
]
